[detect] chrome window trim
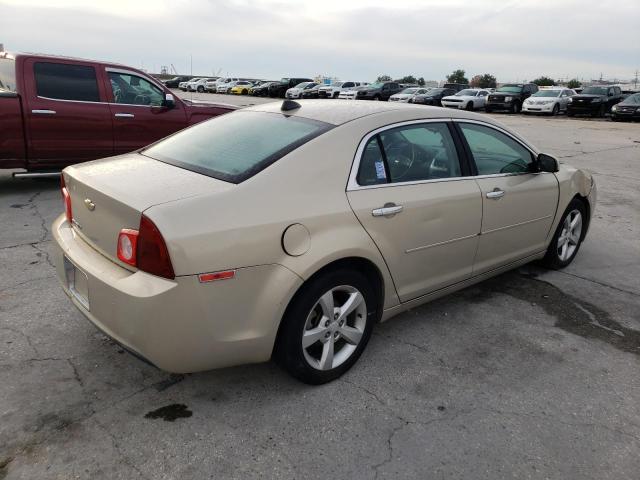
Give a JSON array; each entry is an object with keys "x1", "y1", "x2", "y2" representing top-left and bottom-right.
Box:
[
  {"x1": 36, "y1": 95, "x2": 108, "y2": 105},
  {"x1": 452, "y1": 118, "x2": 539, "y2": 156},
  {"x1": 347, "y1": 118, "x2": 468, "y2": 192}
]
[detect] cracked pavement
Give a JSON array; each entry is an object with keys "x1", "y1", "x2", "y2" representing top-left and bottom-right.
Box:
[{"x1": 1, "y1": 112, "x2": 639, "y2": 479}]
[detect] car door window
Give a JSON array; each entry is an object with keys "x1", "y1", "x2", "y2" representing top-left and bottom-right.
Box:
[
  {"x1": 108, "y1": 72, "x2": 164, "y2": 106},
  {"x1": 357, "y1": 123, "x2": 462, "y2": 186},
  {"x1": 34, "y1": 62, "x2": 100, "y2": 102},
  {"x1": 459, "y1": 123, "x2": 534, "y2": 175}
]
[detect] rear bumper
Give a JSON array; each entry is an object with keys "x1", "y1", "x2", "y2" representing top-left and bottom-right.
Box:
[{"x1": 52, "y1": 215, "x2": 303, "y2": 373}]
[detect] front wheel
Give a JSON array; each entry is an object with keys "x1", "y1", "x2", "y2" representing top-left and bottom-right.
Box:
[
  {"x1": 542, "y1": 199, "x2": 586, "y2": 269},
  {"x1": 275, "y1": 269, "x2": 377, "y2": 384},
  {"x1": 466, "y1": 102, "x2": 474, "y2": 111},
  {"x1": 197, "y1": 86, "x2": 204, "y2": 93},
  {"x1": 511, "y1": 101, "x2": 521, "y2": 114},
  {"x1": 551, "y1": 104, "x2": 559, "y2": 116},
  {"x1": 485, "y1": 106, "x2": 492, "y2": 113}
]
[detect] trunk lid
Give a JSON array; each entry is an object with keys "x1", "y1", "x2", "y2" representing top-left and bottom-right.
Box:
[{"x1": 63, "y1": 153, "x2": 232, "y2": 267}]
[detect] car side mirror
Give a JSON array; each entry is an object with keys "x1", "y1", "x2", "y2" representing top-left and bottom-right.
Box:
[
  {"x1": 161, "y1": 93, "x2": 176, "y2": 109},
  {"x1": 537, "y1": 153, "x2": 559, "y2": 173}
]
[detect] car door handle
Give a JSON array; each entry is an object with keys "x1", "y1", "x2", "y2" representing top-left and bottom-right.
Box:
[
  {"x1": 32, "y1": 109, "x2": 56, "y2": 115},
  {"x1": 372, "y1": 204, "x2": 403, "y2": 217},
  {"x1": 486, "y1": 188, "x2": 505, "y2": 199},
  {"x1": 114, "y1": 113, "x2": 135, "y2": 118}
]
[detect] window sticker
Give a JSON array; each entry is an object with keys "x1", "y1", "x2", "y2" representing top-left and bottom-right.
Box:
[{"x1": 375, "y1": 161, "x2": 387, "y2": 180}]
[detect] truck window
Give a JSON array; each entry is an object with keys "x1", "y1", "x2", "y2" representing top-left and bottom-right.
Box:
[
  {"x1": 108, "y1": 72, "x2": 164, "y2": 106},
  {"x1": 0, "y1": 57, "x2": 16, "y2": 92},
  {"x1": 34, "y1": 62, "x2": 100, "y2": 102}
]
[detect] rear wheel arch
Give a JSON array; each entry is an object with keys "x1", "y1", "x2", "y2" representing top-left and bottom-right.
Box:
[{"x1": 272, "y1": 257, "x2": 385, "y2": 357}]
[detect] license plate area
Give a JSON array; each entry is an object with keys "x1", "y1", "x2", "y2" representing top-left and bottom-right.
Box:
[{"x1": 64, "y1": 256, "x2": 90, "y2": 310}]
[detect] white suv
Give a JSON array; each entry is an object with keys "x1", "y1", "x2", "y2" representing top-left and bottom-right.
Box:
[{"x1": 318, "y1": 81, "x2": 368, "y2": 99}]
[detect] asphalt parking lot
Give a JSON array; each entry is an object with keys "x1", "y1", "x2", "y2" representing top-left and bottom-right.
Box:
[{"x1": 1, "y1": 102, "x2": 639, "y2": 479}]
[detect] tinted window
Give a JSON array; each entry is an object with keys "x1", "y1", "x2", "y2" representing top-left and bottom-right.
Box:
[
  {"x1": 0, "y1": 57, "x2": 16, "y2": 92},
  {"x1": 143, "y1": 111, "x2": 332, "y2": 183},
  {"x1": 34, "y1": 62, "x2": 99, "y2": 102},
  {"x1": 357, "y1": 123, "x2": 461, "y2": 185},
  {"x1": 109, "y1": 72, "x2": 164, "y2": 106},
  {"x1": 459, "y1": 123, "x2": 533, "y2": 175}
]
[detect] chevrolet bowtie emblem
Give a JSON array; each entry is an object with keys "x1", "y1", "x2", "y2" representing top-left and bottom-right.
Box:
[{"x1": 84, "y1": 198, "x2": 96, "y2": 211}]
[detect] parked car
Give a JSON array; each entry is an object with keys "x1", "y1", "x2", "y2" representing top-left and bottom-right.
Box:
[
  {"x1": 269, "y1": 77, "x2": 314, "y2": 98},
  {"x1": 0, "y1": 52, "x2": 235, "y2": 171},
  {"x1": 301, "y1": 84, "x2": 323, "y2": 99},
  {"x1": 443, "y1": 83, "x2": 470, "y2": 92},
  {"x1": 356, "y1": 81, "x2": 403, "y2": 101},
  {"x1": 229, "y1": 80, "x2": 253, "y2": 95},
  {"x1": 611, "y1": 92, "x2": 640, "y2": 121},
  {"x1": 485, "y1": 83, "x2": 539, "y2": 113},
  {"x1": 411, "y1": 88, "x2": 456, "y2": 106},
  {"x1": 389, "y1": 87, "x2": 432, "y2": 103},
  {"x1": 187, "y1": 78, "x2": 218, "y2": 93},
  {"x1": 318, "y1": 81, "x2": 367, "y2": 99},
  {"x1": 180, "y1": 78, "x2": 201, "y2": 91},
  {"x1": 217, "y1": 80, "x2": 239, "y2": 94},
  {"x1": 338, "y1": 86, "x2": 366, "y2": 100},
  {"x1": 53, "y1": 101, "x2": 596, "y2": 384},
  {"x1": 163, "y1": 76, "x2": 193, "y2": 88},
  {"x1": 249, "y1": 81, "x2": 277, "y2": 96},
  {"x1": 286, "y1": 82, "x2": 319, "y2": 99},
  {"x1": 522, "y1": 88, "x2": 576, "y2": 115},
  {"x1": 567, "y1": 85, "x2": 623, "y2": 117},
  {"x1": 441, "y1": 89, "x2": 490, "y2": 110}
]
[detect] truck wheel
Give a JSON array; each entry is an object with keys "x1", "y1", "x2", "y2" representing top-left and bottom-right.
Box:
[{"x1": 511, "y1": 101, "x2": 521, "y2": 113}]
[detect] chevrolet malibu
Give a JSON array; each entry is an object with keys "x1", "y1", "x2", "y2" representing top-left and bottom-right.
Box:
[{"x1": 53, "y1": 100, "x2": 596, "y2": 384}]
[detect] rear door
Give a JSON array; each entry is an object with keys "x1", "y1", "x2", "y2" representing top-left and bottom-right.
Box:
[
  {"x1": 23, "y1": 58, "x2": 113, "y2": 168},
  {"x1": 105, "y1": 68, "x2": 188, "y2": 155},
  {"x1": 347, "y1": 121, "x2": 482, "y2": 302},
  {"x1": 454, "y1": 121, "x2": 559, "y2": 275}
]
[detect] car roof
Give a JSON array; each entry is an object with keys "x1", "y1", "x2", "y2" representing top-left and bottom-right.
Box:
[{"x1": 242, "y1": 99, "x2": 508, "y2": 126}]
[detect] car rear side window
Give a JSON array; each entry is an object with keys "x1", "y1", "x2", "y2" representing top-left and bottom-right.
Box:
[
  {"x1": 142, "y1": 111, "x2": 333, "y2": 183},
  {"x1": 357, "y1": 122, "x2": 462, "y2": 186},
  {"x1": 459, "y1": 123, "x2": 533, "y2": 175},
  {"x1": 0, "y1": 57, "x2": 16, "y2": 92},
  {"x1": 34, "y1": 62, "x2": 100, "y2": 102}
]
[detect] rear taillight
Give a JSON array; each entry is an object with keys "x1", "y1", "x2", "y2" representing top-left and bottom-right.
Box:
[
  {"x1": 60, "y1": 174, "x2": 72, "y2": 223},
  {"x1": 117, "y1": 229, "x2": 138, "y2": 266},
  {"x1": 116, "y1": 215, "x2": 174, "y2": 279}
]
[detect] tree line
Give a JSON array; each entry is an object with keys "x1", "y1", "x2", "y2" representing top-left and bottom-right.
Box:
[{"x1": 376, "y1": 70, "x2": 582, "y2": 89}]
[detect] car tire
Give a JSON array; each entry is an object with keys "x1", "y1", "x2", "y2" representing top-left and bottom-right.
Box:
[
  {"x1": 511, "y1": 101, "x2": 521, "y2": 114},
  {"x1": 275, "y1": 269, "x2": 377, "y2": 384},
  {"x1": 466, "y1": 102, "x2": 474, "y2": 111},
  {"x1": 373, "y1": 95, "x2": 380, "y2": 101},
  {"x1": 551, "y1": 104, "x2": 559, "y2": 116},
  {"x1": 542, "y1": 199, "x2": 587, "y2": 269},
  {"x1": 485, "y1": 107, "x2": 492, "y2": 113},
  {"x1": 197, "y1": 86, "x2": 204, "y2": 93}
]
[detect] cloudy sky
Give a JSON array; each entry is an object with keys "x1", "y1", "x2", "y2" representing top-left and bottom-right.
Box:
[{"x1": 1, "y1": 0, "x2": 638, "y2": 82}]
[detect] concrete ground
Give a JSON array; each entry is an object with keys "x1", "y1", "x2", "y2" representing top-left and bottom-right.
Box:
[{"x1": 1, "y1": 100, "x2": 639, "y2": 479}]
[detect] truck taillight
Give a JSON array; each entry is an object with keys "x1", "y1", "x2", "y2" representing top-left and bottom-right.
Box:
[
  {"x1": 60, "y1": 174, "x2": 72, "y2": 223},
  {"x1": 116, "y1": 215, "x2": 174, "y2": 279}
]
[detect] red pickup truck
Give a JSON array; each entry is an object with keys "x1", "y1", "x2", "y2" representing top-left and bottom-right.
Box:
[{"x1": 0, "y1": 52, "x2": 236, "y2": 172}]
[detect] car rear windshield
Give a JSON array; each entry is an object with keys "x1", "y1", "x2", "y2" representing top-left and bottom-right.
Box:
[
  {"x1": 0, "y1": 57, "x2": 16, "y2": 92},
  {"x1": 142, "y1": 111, "x2": 333, "y2": 183}
]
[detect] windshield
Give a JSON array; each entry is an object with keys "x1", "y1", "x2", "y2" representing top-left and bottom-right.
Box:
[
  {"x1": 367, "y1": 83, "x2": 384, "y2": 89},
  {"x1": 582, "y1": 87, "x2": 607, "y2": 95},
  {"x1": 0, "y1": 57, "x2": 16, "y2": 92},
  {"x1": 623, "y1": 93, "x2": 640, "y2": 104},
  {"x1": 497, "y1": 85, "x2": 523, "y2": 93},
  {"x1": 425, "y1": 88, "x2": 444, "y2": 96},
  {"x1": 280, "y1": 78, "x2": 290, "y2": 84},
  {"x1": 332, "y1": 82, "x2": 344, "y2": 87},
  {"x1": 456, "y1": 89, "x2": 477, "y2": 96},
  {"x1": 400, "y1": 88, "x2": 418, "y2": 94},
  {"x1": 294, "y1": 82, "x2": 310, "y2": 88},
  {"x1": 532, "y1": 90, "x2": 561, "y2": 97},
  {"x1": 142, "y1": 111, "x2": 333, "y2": 183}
]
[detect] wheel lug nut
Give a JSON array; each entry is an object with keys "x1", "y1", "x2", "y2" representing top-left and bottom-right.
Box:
[
  {"x1": 334, "y1": 332, "x2": 339, "y2": 338},
  {"x1": 324, "y1": 321, "x2": 330, "y2": 327},
  {"x1": 334, "y1": 313, "x2": 339, "y2": 320},
  {"x1": 325, "y1": 332, "x2": 331, "y2": 338},
  {"x1": 339, "y1": 320, "x2": 344, "y2": 326}
]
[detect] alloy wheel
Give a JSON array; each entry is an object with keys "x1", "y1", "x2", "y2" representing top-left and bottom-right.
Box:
[
  {"x1": 557, "y1": 209, "x2": 582, "y2": 262},
  {"x1": 302, "y1": 285, "x2": 367, "y2": 371}
]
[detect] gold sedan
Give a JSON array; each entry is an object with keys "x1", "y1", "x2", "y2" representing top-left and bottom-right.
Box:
[{"x1": 53, "y1": 100, "x2": 596, "y2": 384}]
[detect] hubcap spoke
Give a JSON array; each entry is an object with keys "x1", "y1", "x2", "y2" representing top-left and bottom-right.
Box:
[
  {"x1": 570, "y1": 214, "x2": 582, "y2": 231},
  {"x1": 318, "y1": 291, "x2": 334, "y2": 318},
  {"x1": 303, "y1": 326, "x2": 328, "y2": 348},
  {"x1": 338, "y1": 292, "x2": 364, "y2": 321},
  {"x1": 339, "y1": 325, "x2": 363, "y2": 345},
  {"x1": 318, "y1": 338, "x2": 335, "y2": 370}
]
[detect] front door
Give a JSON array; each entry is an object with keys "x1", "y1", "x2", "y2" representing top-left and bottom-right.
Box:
[
  {"x1": 24, "y1": 59, "x2": 113, "y2": 168},
  {"x1": 347, "y1": 121, "x2": 482, "y2": 302},
  {"x1": 455, "y1": 121, "x2": 559, "y2": 274},
  {"x1": 105, "y1": 69, "x2": 187, "y2": 155}
]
